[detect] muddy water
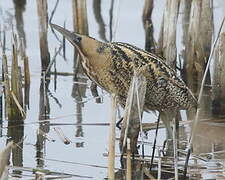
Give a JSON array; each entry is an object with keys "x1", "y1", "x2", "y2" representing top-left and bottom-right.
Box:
[{"x1": 1, "y1": 0, "x2": 225, "y2": 179}]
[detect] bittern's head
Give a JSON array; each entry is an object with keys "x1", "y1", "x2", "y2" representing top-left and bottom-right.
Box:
[{"x1": 51, "y1": 24, "x2": 101, "y2": 57}]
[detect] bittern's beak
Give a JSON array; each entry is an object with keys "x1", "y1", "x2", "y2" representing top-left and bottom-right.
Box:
[{"x1": 50, "y1": 24, "x2": 81, "y2": 45}]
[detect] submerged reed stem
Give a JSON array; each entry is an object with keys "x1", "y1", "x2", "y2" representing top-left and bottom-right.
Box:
[{"x1": 184, "y1": 16, "x2": 225, "y2": 178}]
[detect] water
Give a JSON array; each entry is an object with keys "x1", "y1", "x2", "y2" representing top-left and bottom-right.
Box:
[{"x1": 1, "y1": 0, "x2": 225, "y2": 179}]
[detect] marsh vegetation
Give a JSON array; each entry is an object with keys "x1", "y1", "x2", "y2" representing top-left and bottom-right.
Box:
[{"x1": 1, "y1": 0, "x2": 225, "y2": 179}]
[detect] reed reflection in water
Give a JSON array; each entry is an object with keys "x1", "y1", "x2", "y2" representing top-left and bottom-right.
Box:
[{"x1": 0, "y1": 0, "x2": 225, "y2": 179}]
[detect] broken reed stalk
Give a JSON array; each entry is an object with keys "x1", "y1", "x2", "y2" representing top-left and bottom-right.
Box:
[
  {"x1": 111, "y1": 0, "x2": 121, "y2": 42},
  {"x1": 35, "y1": 171, "x2": 45, "y2": 180},
  {"x1": 45, "y1": 45, "x2": 62, "y2": 75},
  {"x1": 172, "y1": 118, "x2": 178, "y2": 180},
  {"x1": 150, "y1": 113, "x2": 160, "y2": 171},
  {"x1": 142, "y1": 0, "x2": 155, "y2": 53},
  {"x1": 72, "y1": 0, "x2": 88, "y2": 69},
  {"x1": 121, "y1": 79, "x2": 134, "y2": 152},
  {"x1": 53, "y1": 127, "x2": 71, "y2": 145},
  {"x1": 54, "y1": 49, "x2": 57, "y2": 91},
  {"x1": 24, "y1": 56, "x2": 30, "y2": 86},
  {"x1": 120, "y1": 71, "x2": 146, "y2": 155},
  {"x1": 18, "y1": 35, "x2": 30, "y2": 110},
  {"x1": 93, "y1": 0, "x2": 108, "y2": 42},
  {"x1": 160, "y1": 0, "x2": 180, "y2": 69},
  {"x1": 72, "y1": 0, "x2": 89, "y2": 35},
  {"x1": 38, "y1": 128, "x2": 55, "y2": 142},
  {"x1": 212, "y1": 32, "x2": 225, "y2": 116},
  {"x1": 37, "y1": 0, "x2": 50, "y2": 71},
  {"x1": 90, "y1": 81, "x2": 101, "y2": 103},
  {"x1": 184, "y1": 17, "x2": 225, "y2": 178},
  {"x1": 49, "y1": 0, "x2": 59, "y2": 24},
  {"x1": 0, "y1": 142, "x2": 14, "y2": 178},
  {"x1": 72, "y1": 0, "x2": 93, "y2": 100},
  {"x1": 157, "y1": 148, "x2": 161, "y2": 180},
  {"x1": 135, "y1": 73, "x2": 146, "y2": 158},
  {"x1": 49, "y1": 0, "x2": 61, "y2": 43},
  {"x1": 108, "y1": 94, "x2": 117, "y2": 180},
  {"x1": 184, "y1": 0, "x2": 213, "y2": 94},
  {"x1": 63, "y1": 21, "x2": 66, "y2": 59},
  {"x1": 109, "y1": 0, "x2": 114, "y2": 42},
  {"x1": 18, "y1": 66, "x2": 24, "y2": 108},
  {"x1": 0, "y1": 29, "x2": 6, "y2": 53},
  {"x1": 10, "y1": 41, "x2": 24, "y2": 120},
  {"x1": 157, "y1": 0, "x2": 179, "y2": 66},
  {"x1": 11, "y1": 44, "x2": 20, "y2": 102},
  {"x1": 42, "y1": 72, "x2": 48, "y2": 117},
  {"x1": 10, "y1": 91, "x2": 26, "y2": 117},
  {"x1": 157, "y1": 14, "x2": 164, "y2": 56},
  {"x1": 126, "y1": 138, "x2": 131, "y2": 180},
  {"x1": 24, "y1": 55, "x2": 30, "y2": 109},
  {"x1": 181, "y1": 0, "x2": 191, "y2": 49},
  {"x1": 2, "y1": 54, "x2": 11, "y2": 118},
  {"x1": 199, "y1": 0, "x2": 213, "y2": 57}
]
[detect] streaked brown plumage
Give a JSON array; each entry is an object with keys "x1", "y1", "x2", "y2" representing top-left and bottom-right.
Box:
[{"x1": 51, "y1": 24, "x2": 197, "y2": 113}]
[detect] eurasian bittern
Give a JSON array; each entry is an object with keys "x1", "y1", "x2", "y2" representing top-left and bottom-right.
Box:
[{"x1": 51, "y1": 24, "x2": 197, "y2": 133}]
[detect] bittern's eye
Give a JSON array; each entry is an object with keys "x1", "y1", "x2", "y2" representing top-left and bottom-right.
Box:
[
  {"x1": 76, "y1": 36, "x2": 82, "y2": 42},
  {"x1": 73, "y1": 35, "x2": 82, "y2": 44}
]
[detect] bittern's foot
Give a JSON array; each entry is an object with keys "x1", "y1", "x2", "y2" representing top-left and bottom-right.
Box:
[
  {"x1": 116, "y1": 117, "x2": 123, "y2": 129},
  {"x1": 162, "y1": 139, "x2": 174, "y2": 156}
]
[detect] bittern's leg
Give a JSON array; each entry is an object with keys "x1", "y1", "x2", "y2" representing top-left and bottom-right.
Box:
[{"x1": 161, "y1": 110, "x2": 177, "y2": 156}]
